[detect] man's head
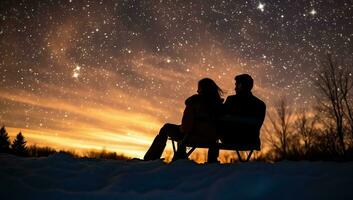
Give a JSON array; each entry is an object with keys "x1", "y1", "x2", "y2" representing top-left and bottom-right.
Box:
[{"x1": 235, "y1": 74, "x2": 253, "y2": 93}]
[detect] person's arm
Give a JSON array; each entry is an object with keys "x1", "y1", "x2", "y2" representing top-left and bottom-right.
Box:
[{"x1": 180, "y1": 104, "x2": 194, "y2": 134}]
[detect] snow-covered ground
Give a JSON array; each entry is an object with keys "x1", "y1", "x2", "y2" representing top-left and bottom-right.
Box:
[{"x1": 1, "y1": 153, "x2": 352, "y2": 200}]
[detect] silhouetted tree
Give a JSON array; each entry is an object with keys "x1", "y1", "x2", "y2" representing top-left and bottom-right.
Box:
[
  {"x1": 0, "y1": 126, "x2": 11, "y2": 153},
  {"x1": 314, "y1": 54, "x2": 353, "y2": 154},
  {"x1": 11, "y1": 132, "x2": 27, "y2": 156},
  {"x1": 265, "y1": 99, "x2": 295, "y2": 159},
  {"x1": 294, "y1": 110, "x2": 319, "y2": 156},
  {"x1": 27, "y1": 145, "x2": 57, "y2": 157},
  {"x1": 342, "y1": 78, "x2": 353, "y2": 142}
]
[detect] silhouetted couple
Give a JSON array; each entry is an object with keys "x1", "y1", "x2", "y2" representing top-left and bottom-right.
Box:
[{"x1": 144, "y1": 74, "x2": 266, "y2": 163}]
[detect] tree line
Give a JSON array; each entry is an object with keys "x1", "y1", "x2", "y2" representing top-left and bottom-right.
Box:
[
  {"x1": 0, "y1": 126, "x2": 130, "y2": 160},
  {"x1": 264, "y1": 54, "x2": 353, "y2": 161}
]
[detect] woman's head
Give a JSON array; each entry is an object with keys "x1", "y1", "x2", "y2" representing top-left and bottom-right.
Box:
[{"x1": 197, "y1": 78, "x2": 223, "y2": 102}]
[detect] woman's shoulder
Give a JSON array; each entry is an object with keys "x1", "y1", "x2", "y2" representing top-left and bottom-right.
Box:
[{"x1": 185, "y1": 94, "x2": 202, "y2": 105}]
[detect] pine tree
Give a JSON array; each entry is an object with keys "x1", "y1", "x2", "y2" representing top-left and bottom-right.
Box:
[
  {"x1": 0, "y1": 126, "x2": 11, "y2": 153},
  {"x1": 12, "y1": 132, "x2": 27, "y2": 156}
]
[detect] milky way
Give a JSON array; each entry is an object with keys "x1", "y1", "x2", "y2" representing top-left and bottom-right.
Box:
[{"x1": 0, "y1": 0, "x2": 352, "y2": 158}]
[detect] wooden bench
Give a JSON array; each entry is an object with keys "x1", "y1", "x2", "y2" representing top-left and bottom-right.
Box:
[{"x1": 169, "y1": 138, "x2": 260, "y2": 162}]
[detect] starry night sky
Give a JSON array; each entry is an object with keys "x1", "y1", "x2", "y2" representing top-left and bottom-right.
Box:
[{"x1": 0, "y1": 0, "x2": 352, "y2": 157}]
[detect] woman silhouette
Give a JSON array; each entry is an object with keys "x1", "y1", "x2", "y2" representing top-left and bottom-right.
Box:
[{"x1": 144, "y1": 78, "x2": 223, "y2": 162}]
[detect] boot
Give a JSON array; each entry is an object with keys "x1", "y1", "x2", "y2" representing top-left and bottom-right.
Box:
[{"x1": 144, "y1": 134, "x2": 167, "y2": 161}]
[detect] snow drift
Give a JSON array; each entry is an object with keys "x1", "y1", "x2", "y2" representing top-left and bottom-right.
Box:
[{"x1": 1, "y1": 153, "x2": 352, "y2": 200}]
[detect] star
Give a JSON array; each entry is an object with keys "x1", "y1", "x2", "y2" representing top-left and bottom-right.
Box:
[
  {"x1": 72, "y1": 65, "x2": 81, "y2": 78},
  {"x1": 72, "y1": 72, "x2": 79, "y2": 78},
  {"x1": 310, "y1": 9, "x2": 317, "y2": 16},
  {"x1": 75, "y1": 66, "x2": 81, "y2": 71},
  {"x1": 257, "y1": 2, "x2": 265, "y2": 12}
]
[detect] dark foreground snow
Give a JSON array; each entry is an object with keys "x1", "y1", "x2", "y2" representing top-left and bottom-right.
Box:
[{"x1": 1, "y1": 153, "x2": 352, "y2": 200}]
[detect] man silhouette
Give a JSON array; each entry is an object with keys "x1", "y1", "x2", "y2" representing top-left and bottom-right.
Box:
[{"x1": 208, "y1": 74, "x2": 266, "y2": 163}]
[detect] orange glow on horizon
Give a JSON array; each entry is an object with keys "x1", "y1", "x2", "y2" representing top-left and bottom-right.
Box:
[{"x1": 0, "y1": 19, "x2": 284, "y2": 160}]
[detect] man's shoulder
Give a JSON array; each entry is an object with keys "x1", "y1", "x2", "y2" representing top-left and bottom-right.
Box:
[
  {"x1": 226, "y1": 94, "x2": 265, "y2": 107},
  {"x1": 251, "y1": 95, "x2": 266, "y2": 108}
]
